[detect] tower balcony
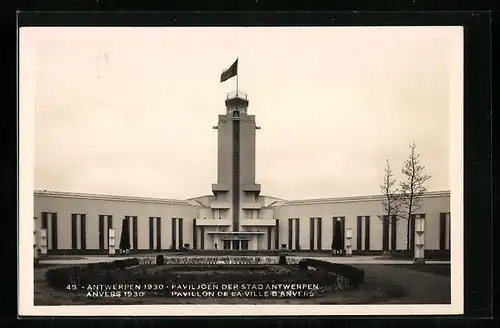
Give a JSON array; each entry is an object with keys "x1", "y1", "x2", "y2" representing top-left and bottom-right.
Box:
[
  {"x1": 242, "y1": 183, "x2": 261, "y2": 193},
  {"x1": 212, "y1": 183, "x2": 230, "y2": 193},
  {"x1": 195, "y1": 219, "x2": 232, "y2": 227},
  {"x1": 241, "y1": 202, "x2": 262, "y2": 210},
  {"x1": 210, "y1": 201, "x2": 231, "y2": 209},
  {"x1": 225, "y1": 91, "x2": 249, "y2": 109},
  {"x1": 226, "y1": 91, "x2": 248, "y2": 101},
  {"x1": 240, "y1": 219, "x2": 276, "y2": 227}
]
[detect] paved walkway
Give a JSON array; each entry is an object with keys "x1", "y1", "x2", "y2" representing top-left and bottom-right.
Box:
[
  {"x1": 351, "y1": 264, "x2": 451, "y2": 303},
  {"x1": 39, "y1": 255, "x2": 449, "y2": 265}
]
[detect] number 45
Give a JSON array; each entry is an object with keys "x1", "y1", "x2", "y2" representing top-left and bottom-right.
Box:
[{"x1": 66, "y1": 284, "x2": 78, "y2": 291}]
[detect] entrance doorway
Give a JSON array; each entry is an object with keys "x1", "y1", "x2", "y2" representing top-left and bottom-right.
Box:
[{"x1": 222, "y1": 239, "x2": 250, "y2": 250}]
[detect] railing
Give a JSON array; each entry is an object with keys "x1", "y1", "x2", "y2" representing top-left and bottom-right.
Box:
[{"x1": 226, "y1": 91, "x2": 248, "y2": 100}]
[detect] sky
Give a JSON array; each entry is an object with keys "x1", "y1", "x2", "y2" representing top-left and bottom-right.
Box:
[{"x1": 23, "y1": 26, "x2": 461, "y2": 200}]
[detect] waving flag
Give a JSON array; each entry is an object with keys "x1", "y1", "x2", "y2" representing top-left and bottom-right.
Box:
[{"x1": 220, "y1": 59, "x2": 238, "y2": 83}]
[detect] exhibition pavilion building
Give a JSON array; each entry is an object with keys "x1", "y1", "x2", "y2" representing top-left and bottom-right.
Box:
[{"x1": 34, "y1": 91, "x2": 451, "y2": 255}]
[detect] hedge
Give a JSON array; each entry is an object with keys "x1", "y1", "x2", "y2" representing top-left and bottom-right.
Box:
[{"x1": 45, "y1": 258, "x2": 140, "y2": 289}]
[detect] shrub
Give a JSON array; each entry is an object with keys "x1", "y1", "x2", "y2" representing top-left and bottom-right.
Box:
[
  {"x1": 278, "y1": 255, "x2": 287, "y2": 265},
  {"x1": 156, "y1": 255, "x2": 165, "y2": 266}
]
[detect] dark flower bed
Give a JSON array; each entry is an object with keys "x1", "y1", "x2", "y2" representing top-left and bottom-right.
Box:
[{"x1": 45, "y1": 257, "x2": 365, "y2": 298}]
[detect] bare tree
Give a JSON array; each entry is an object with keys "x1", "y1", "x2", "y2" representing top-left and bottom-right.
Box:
[
  {"x1": 400, "y1": 141, "x2": 432, "y2": 250},
  {"x1": 380, "y1": 159, "x2": 402, "y2": 218},
  {"x1": 378, "y1": 159, "x2": 402, "y2": 252}
]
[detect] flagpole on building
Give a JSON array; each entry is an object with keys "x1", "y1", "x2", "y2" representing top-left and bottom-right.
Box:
[{"x1": 236, "y1": 57, "x2": 239, "y2": 96}]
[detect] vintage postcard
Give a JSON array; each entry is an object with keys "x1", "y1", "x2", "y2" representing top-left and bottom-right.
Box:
[{"x1": 18, "y1": 25, "x2": 464, "y2": 316}]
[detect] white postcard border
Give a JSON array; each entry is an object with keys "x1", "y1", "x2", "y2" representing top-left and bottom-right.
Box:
[{"x1": 18, "y1": 26, "x2": 464, "y2": 317}]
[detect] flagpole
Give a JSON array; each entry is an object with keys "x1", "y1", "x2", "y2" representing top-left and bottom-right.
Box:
[{"x1": 236, "y1": 57, "x2": 239, "y2": 97}]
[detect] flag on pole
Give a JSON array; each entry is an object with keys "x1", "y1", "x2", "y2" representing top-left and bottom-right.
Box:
[{"x1": 220, "y1": 59, "x2": 238, "y2": 83}]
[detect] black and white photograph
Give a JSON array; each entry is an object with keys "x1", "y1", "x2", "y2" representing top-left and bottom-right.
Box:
[{"x1": 19, "y1": 25, "x2": 464, "y2": 316}]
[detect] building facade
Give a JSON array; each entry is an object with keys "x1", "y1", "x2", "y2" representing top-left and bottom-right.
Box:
[{"x1": 34, "y1": 91, "x2": 451, "y2": 254}]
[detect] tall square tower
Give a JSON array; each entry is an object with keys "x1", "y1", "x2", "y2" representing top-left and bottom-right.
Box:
[{"x1": 212, "y1": 91, "x2": 261, "y2": 231}]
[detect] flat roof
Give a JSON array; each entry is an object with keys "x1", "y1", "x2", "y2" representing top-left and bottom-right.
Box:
[{"x1": 33, "y1": 189, "x2": 450, "y2": 206}]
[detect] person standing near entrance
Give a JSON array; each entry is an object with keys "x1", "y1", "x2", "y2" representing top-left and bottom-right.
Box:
[{"x1": 214, "y1": 242, "x2": 218, "y2": 250}]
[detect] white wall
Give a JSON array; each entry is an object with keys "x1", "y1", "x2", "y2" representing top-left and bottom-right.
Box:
[
  {"x1": 34, "y1": 193, "x2": 199, "y2": 251},
  {"x1": 34, "y1": 191, "x2": 450, "y2": 252},
  {"x1": 273, "y1": 192, "x2": 450, "y2": 251}
]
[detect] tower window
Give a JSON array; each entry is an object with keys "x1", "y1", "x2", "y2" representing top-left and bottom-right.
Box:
[{"x1": 233, "y1": 110, "x2": 239, "y2": 118}]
